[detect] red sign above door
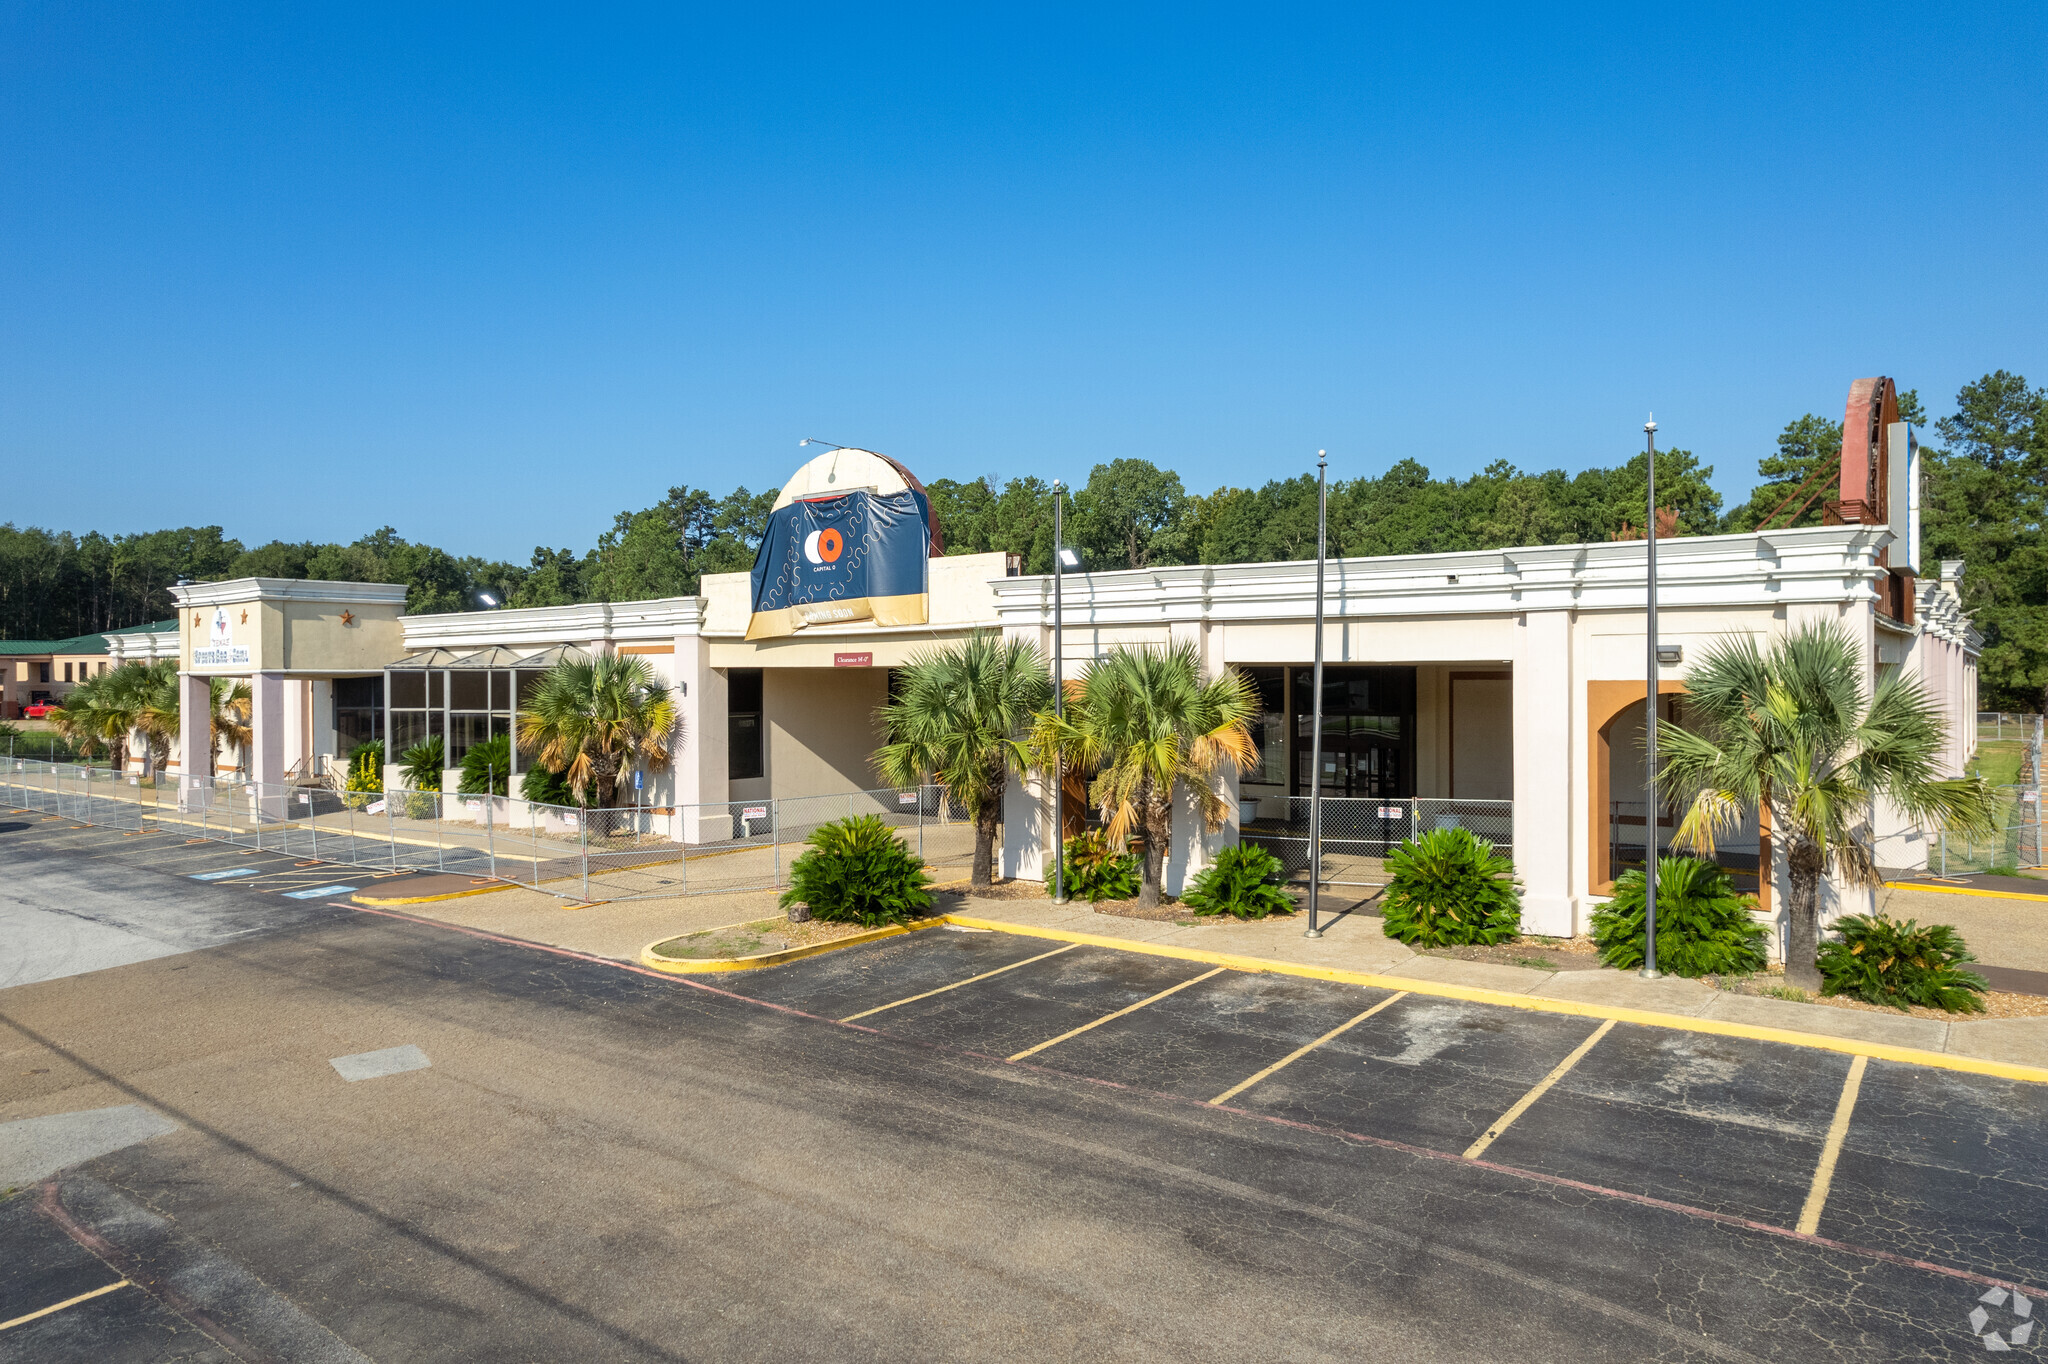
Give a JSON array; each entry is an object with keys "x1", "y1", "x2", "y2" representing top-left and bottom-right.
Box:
[{"x1": 834, "y1": 652, "x2": 873, "y2": 668}]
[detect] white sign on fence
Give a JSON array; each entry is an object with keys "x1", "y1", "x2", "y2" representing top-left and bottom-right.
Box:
[{"x1": 742, "y1": 806, "x2": 767, "y2": 820}]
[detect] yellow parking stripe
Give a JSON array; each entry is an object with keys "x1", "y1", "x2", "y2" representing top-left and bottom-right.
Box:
[
  {"x1": 1209, "y1": 991, "x2": 1410, "y2": 1105},
  {"x1": 1796, "y1": 1054, "x2": 1868, "y2": 1235},
  {"x1": 0, "y1": 1280, "x2": 131, "y2": 1331},
  {"x1": 1464, "y1": 1019, "x2": 1616, "y2": 1160},
  {"x1": 1008, "y1": 967, "x2": 1228, "y2": 1062},
  {"x1": 840, "y1": 943, "x2": 1081, "y2": 1021}
]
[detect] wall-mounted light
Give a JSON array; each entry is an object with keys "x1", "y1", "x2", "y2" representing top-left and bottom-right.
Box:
[
  {"x1": 1057, "y1": 547, "x2": 1083, "y2": 570},
  {"x1": 1656, "y1": 644, "x2": 1683, "y2": 666}
]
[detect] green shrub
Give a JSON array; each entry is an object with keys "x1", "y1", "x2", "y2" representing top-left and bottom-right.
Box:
[
  {"x1": 1183, "y1": 844, "x2": 1296, "y2": 919},
  {"x1": 1592, "y1": 856, "x2": 1769, "y2": 977},
  {"x1": 780, "y1": 814, "x2": 933, "y2": 927},
  {"x1": 342, "y1": 740, "x2": 385, "y2": 810},
  {"x1": 1380, "y1": 828, "x2": 1521, "y2": 947},
  {"x1": 1054, "y1": 829, "x2": 1141, "y2": 902},
  {"x1": 458, "y1": 735, "x2": 511, "y2": 796},
  {"x1": 1817, "y1": 914, "x2": 1988, "y2": 1014},
  {"x1": 520, "y1": 761, "x2": 578, "y2": 807},
  {"x1": 400, "y1": 735, "x2": 445, "y2": 790}
]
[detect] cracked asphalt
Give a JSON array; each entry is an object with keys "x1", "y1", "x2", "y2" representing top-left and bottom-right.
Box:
[{"x1": 3, "y1": 813, "x2": 2045, "y2": 1361}]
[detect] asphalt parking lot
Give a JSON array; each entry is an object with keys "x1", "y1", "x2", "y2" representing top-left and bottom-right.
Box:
[
  {"x1": 720, "y1": 924, "x2": 2048, "y2": 1291},
  {"x1": 4, "y1": 811, "x2": 2047, "y2": 1360}
]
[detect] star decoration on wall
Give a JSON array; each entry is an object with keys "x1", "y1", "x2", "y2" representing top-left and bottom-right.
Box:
[
  {"x1": 239, "y1": 609, "x2": 248, "y2": 624},
  {"x1": 340, "y1": 610, "x2": 355, "y2": 625},
  {"x1": 193, "y1": 613, "x2": 203, "y2": 628}
]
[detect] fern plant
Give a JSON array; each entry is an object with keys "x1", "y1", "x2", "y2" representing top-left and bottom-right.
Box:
[
  {"x1": 458, "y1": 734, "x2": 511, "y2": 796},
  {"x1": 1592, "y1": 856, "x2": 1769, "y2": 977},
  {"x1": 1817, "y1": 914, "x2": 1988, "y2": 1014},
  {"x1": 1379, "y1": 828, "x2": 1521, "y2": 947},
  {"x1": 780, "y1": 815, "x2": 934, "y2": 927},
  {"x1": 1055, "y1": 828, "x2": 1141, "y2": 902},
  {"x1": 1183, "y1": 844, "x2": 1296, "y2": 919}
]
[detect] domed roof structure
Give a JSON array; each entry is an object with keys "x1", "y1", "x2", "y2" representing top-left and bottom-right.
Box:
[{"x1": 773, "y1": 447, "x2": 944, "y2": 554}]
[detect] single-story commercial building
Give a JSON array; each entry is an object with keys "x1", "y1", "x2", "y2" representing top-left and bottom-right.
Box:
[
  {"x1": 118, "y1": 378, "x2": 1979, "y2": 939},
  {"x1": 2, "y1": 629, "x2": 138, "y2": 718}
]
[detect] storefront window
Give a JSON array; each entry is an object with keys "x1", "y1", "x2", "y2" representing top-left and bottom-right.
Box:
[
  {"x1": 1290, "y1": 666, "x2": 1415, "y2": 798},
  {"x1": 334, "y1": 676, "x2": 384, "y2": 754},
  {"x1": 728, "y1": 669, "x2": 764, "y2": 780},
  {"x1": 1240, "y1": 667, "x2": 1286, "y2": 787}
]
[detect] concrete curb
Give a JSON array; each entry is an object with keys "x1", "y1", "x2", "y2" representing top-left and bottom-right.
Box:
[
  {"x1": 1883, "y1": 880, "x2": 2048, "y2": 905},
  {"x1": 639, "y1": 916, "x2": 948, "y2": 973},
  {"x1": 351, "y1": 882, "x2": 515, "y2": 906},
  {"x1": 938, "y1": 913, "x2": 2048, "y2": 1086}
]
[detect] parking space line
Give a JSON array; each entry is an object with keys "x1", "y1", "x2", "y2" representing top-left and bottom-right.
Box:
[
  {"x1": 1795, "y1": 1054, "x2": 1868, "y2": 1235},
  {"x1": 839, "y1": 943, "x2": 1082, "y2": 1021},
  {"x1": 1208, "y1": 991, "x2": 1410, "y2": 1105},
  {"x1": 1007, "y1": 967, "x2": 1228, "y2": 1062},
  {"x1": 0, "y1": 1279, "x2": 132, "y2": 1332},
  {"x1": 1463, "y1": 1018, "x2": 1615, "y2": 1159}
]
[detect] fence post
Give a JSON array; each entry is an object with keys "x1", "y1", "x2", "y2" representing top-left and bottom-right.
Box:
[
  {"x1": 388, "y1": 792, "x2": 398, "y2": 871},
  {"x1": 580, "y1": 810, "x2": 589, "y2": 902},
  {"x1": 309, "y1": 791, "x2": 319, "y2": 862},
  {"x1": 773, "y1": 799, "x2": 782, "y2": 888},
  {"x1": 918, "y1": 787, "x2": 925, "y2": 860},
  {"x1": 486, "y1": 769, "x2": 496, "y2": 880}
]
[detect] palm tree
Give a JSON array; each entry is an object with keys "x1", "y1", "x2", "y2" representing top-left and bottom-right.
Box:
[
  {"x1": 48, "y1": 672, "x2": 114, "y2": 766},
  {"x1": 1655, "y1": 623, "x2": 1993, "y2": 991},
  {"x1": 874, "y1": 632, "x2": 1051, "y2": 889},
  {"x1": 131, "y1": 661, "x2": 182, "y2": 779},
  {"x1": 517, "y1": 655, "x2": 677, "y2": 808},
  {"x1": 1036, "y1": 642, "x2": 1258, "y2": 907},
  {"x1": 208, "y1": 678, "x2": 252, "y2": 774}
]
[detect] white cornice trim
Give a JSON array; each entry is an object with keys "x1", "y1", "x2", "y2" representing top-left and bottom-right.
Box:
[
  {"x1": 992, "y1": 526, "x2": 1893, "y2": 627},
  {"x1": 171, "y1": 578, "x2": 411, "y2": 607},
  {"x1": 401, "y1": 596, "x2": 705, "y2": 650}
]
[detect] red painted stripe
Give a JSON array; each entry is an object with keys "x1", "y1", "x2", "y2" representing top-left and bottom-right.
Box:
[{"x1": 340, "y1": 901, "x2": 2048, "y2": 1299}]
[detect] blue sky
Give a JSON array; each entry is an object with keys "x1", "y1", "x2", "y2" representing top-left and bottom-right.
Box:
[{"x1": 3, "y1": 3, "x2": 2043, "y2": 559}]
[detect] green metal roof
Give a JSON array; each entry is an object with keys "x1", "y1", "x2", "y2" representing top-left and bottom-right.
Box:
[{"x1": 0, "y1": 620, "x2": 174, "y2": 655}]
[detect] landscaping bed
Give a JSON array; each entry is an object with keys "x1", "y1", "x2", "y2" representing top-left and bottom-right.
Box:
[
  {"x1": 1702, "y1": 968, "x2": 2048, "y2": 1021},
  {"x1": 1424, "y1": 936, "x2": 1606, "y2": 972},
  {"x1": 647, "y1": 915, "x2": 880, "y2": 962}
]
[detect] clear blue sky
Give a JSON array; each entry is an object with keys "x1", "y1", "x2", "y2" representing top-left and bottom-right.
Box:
[{"x1": 4, "y1": 4, "x2": 2043, "y2": 559}]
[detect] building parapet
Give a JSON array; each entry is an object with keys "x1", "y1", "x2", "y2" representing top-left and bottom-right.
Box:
[{"x1": 992, "y1": 525, "x2": 1892, "y2": 628}]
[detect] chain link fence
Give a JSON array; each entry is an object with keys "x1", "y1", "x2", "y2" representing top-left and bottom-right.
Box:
[
  {"x1": 1932, "y1": 785, "x2": 2045, "y2": 876},
  {"x1": 0, "y1": 758, "x2": 991, "y2": 903},
  {"x1": 1240, "y1": 796, "x2": 1512, "y2": 889}
]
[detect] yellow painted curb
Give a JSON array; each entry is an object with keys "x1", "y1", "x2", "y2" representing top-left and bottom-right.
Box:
[
  {"x1": 1884, "y1": 880, "x2": 2048, "y2": 904},
  {"x1": 351, "y1": 882, "x2": 516, "y2": 906},
  {"x1": 937, "y1": 914, "x2": 2048, "y2": 1086},
  {"x1": 639, "y1": 916, "x2": 948, "y2": 973}
]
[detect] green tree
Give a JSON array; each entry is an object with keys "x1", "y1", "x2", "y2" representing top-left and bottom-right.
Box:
[
  {"x1": 516, "y1": 654, "x2": 677, "y2": 809},
  {"x1": 1072, "y1": 459, "x2": 1190, "y2": 570},
  {"x1": 1721, "y1": 414, "x2": 1844, "y2": 532},
  {"x1": 1923, "y1": 371, "x2": 2048, "y2": 710},
  {"x1": 1037, "y1": 643, "x2": 1257, "y2": 907},
  {"x1": 874, "y1": 632, "x2": 1050, "y2": 888},
  {"x1": 1654, "y1": 624, "x2": 1992, "y2": 991}
]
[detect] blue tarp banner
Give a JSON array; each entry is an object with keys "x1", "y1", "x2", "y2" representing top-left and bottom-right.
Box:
[{"x1": 746, "y1": 489, "x2": 931, "y2": 639}]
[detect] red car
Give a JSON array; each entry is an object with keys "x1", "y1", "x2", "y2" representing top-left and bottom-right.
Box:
[{"x1": 22, "y1": 699, "x2": 60, "y2": 719}]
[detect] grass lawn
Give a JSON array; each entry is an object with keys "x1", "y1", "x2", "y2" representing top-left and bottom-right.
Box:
[{"x1": 1968, "y1": 739, "x2": 2027, "y2": 789}]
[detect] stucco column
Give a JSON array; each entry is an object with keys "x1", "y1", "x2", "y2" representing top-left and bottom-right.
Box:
[
  {"x1": 672, "y1": 633, "x2": 730, "y2": 842},
  {"x1": 176, "y1": 671, "x2": 211, "y2": 807},
  {"x1": 1513, "y1": 610, "x2": 1575, "y2": 935},
  {"x1": 249, "y1": 671, "x2": 287, "y2": 787}
]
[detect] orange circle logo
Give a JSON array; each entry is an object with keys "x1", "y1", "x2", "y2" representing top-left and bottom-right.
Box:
[{"x1": 817, "y1": 527, "x2": 844, "y2": 563}]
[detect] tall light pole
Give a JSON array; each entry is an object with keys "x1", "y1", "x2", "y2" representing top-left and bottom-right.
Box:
[
  {"x1": 1304, "y1": 451, "x2": 1329, "y2": 940},
  {"x1": 1641, "y1": 416, "x2": 1662, "y2": 980},
  {"x1": 1052, "y1": 481, "x2": 1069, "y2": 904}
]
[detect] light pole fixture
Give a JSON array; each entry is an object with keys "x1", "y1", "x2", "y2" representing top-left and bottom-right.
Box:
[
  {"x1": 1642, "y1": 415, "x2": 1663, "y2": 980},
  {"x1": 1304, "y1": 451, "x2": 1329, "y2": 940},
  {"x1": 1052, "y1": 482, "x2": 1077, "y2": 904},
  {"x1": 799, "y1": 437, "x2": 856, "y2": 451},
  {"x1": 476, "y1": 592, "x2": 499, "y2": 609}
]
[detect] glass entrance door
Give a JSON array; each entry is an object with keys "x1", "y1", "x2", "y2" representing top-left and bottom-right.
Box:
[{"x1": 1291, "y1": 666, "x2": 1416, "y2": 798}]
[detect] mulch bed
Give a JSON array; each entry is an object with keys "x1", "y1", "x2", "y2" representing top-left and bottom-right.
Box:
[
  {"x1": 1703, "y1": 968, "x2": 2048, "y2": 1021},
  {"x1": 1423, "y1": 936, "x2": 1607, "y2": 972}
]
